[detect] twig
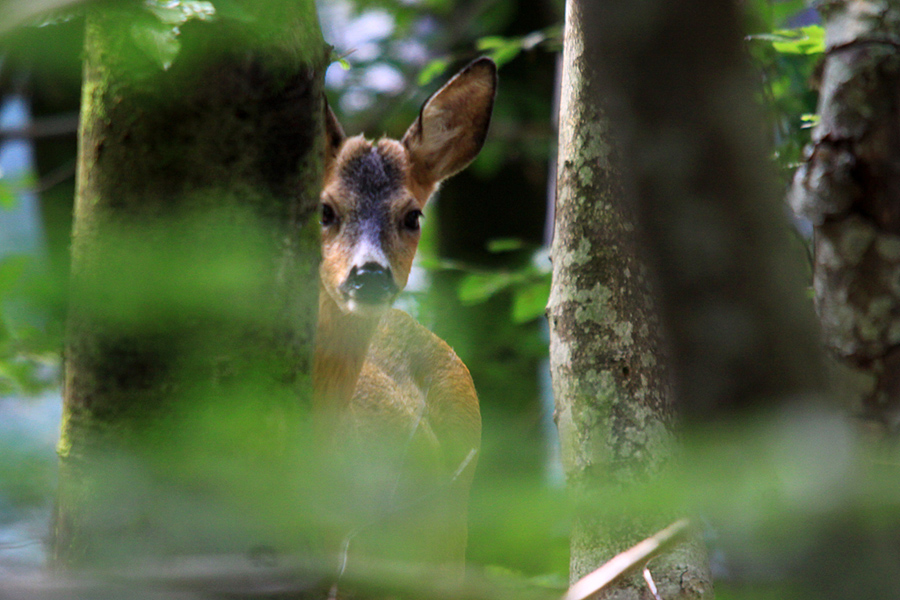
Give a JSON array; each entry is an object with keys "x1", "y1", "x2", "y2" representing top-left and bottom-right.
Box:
[
  {"x1": 643, "y1": 567, "x2": 662, "y2": 600},
  {"x1": 0, "y1": 538, "x2": 45, "y2": 550},
  {"x1": 561, "y1": 519, "x2": 692, "y2": 600},
  {"x1": 35, "y1": 159, "x2": 77, "y2": 193}
]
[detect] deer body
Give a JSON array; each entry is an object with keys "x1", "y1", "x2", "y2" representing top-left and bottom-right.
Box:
[{"x1": 312, "y1": 59, "x2": 496, "y2": 576}]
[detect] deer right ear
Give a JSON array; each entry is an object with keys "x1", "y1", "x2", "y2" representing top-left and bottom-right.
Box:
[
  {"x1": 324, "y1": 99, "x2": 345, "y2": 171},
  {"x1": 402, "y1": 57, "x2": 496, "y2": 189}
]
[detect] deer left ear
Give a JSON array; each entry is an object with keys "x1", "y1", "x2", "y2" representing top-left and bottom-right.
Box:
[
  {"x1": 324, "y1": 98, "x2": 345, "y2": 172},
  {"x1": 402, "y1": 57, "x2": 497, "y2": 188}
]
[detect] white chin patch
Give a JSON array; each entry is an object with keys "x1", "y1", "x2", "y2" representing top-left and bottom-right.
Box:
[{"x1": 344, "y1": 298, "x2": 390, "y2": 317}]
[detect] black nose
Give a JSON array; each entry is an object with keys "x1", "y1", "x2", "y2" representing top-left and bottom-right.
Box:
[{"x1": 341, "y1": 262, "x2": 399, "y2": 305}]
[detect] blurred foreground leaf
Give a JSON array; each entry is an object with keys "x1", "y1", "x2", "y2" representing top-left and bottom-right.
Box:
[
  {"x1": 131, "y1": 19, "x2": 180, "y2": 70},
  {"x1": 0, "y1": 182, "x2": 16, "y2": 209},
  {"x1": 0, "y1": 0, "x2": 87, "y2": 33}
]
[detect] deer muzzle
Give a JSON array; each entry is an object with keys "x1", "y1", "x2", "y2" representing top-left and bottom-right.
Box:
[{"x1": 341, "y1": 262, "x2": 399, "y2": 306}]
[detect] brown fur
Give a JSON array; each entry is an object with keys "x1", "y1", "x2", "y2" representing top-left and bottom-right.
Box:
[{"x1": 313, "y1": 59, "x2": 496, "y2": 579}]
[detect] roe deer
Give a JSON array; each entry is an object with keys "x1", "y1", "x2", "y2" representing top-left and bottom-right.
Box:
[{"x1": 313, "y1": 58, "x2": 496, "y2": 581}]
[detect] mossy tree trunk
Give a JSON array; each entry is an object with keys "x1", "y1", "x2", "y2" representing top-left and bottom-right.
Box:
[
  {"x1": 53, "y1": 1, "x2": 328, "y2": 569},
  {"x1": 548, "y1": 0, "x2": 712, "y2": 598},
  {"x1": 551, "y1": 0, "x2": 831, "y2": 597},
  {"x1": 790, "y1": 0, "x2": 900, "y2": 436}
]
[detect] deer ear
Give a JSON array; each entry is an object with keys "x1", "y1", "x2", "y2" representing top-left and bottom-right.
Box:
[
  {"x1": 402, "y1": 57, "x2": 496, "y2": 188},
  {"x1": 324, "y1": 98, "x2": 345, "y2": 171}
]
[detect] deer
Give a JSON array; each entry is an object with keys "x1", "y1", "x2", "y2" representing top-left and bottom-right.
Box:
[{"x1": 312, "y1": 58, "x2": 496, "y2": 585}]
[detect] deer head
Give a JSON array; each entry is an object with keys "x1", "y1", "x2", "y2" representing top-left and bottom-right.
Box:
[{"x1": 319, "y1": 58, "x2": 497, "y2": 316}]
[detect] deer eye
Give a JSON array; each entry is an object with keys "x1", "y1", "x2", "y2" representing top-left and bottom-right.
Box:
[
  {"x1": 402, "y1": 209, "x2": 422, "y2": 232},
  {"x1": 321, "y1": 203, "x2": 337, "y2": 227}
]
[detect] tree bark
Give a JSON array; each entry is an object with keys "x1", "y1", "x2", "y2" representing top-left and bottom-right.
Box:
[
  {"x1": 581, "y1": 1, "x2": 825, "y2": 418},
  {"x1": 790, "y1": 0, "x2": 900, "y2": 435},
  {"x1": 549, "y1": 1, "x2": 712, "y2": 598},
  {"x1": 53, "y1": 2, "x2": 327, "y2": 568}
]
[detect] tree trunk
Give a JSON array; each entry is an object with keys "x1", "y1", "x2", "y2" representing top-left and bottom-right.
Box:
[
  {"x1": 53, "y1": 2, "x2": 327, "y2": 569},
  {"x1": 790, "y1": 0, "x2": 900, "y2": 436},
  {"x1": 548, "y1": 1, "x2": 712, "y2": 598},
  {"x1": 580, "y1": 1, "x2": 824, "y2": 417}
]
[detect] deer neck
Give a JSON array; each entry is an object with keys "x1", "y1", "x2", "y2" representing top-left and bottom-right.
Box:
[{"x1": 313, "y1": 287, "x2": 383, "y2": 411}]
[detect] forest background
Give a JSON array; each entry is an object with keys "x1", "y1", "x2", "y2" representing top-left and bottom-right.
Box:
[{"x1": 0, "y1": 0, "x2": 875, "y2": 598}]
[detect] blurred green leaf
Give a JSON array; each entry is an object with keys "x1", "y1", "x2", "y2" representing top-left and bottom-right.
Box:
[
  {"x1": 476, "y1": 27, "x2": 558, "y2": 67},
  {"x1": 0, "y1": 255, "x2": 28, "y2": 297},
  {"x1": 743, "y1": 0, "x2": 809, "y2": 30},
  {"x1": 0, "y1": 182, "x2": 16, "y2": 209},
  {"x1": 477, "y1": 35, "x2": 522, "y2": 67},
  {"x1": 455, "y1": 246, "x2": 551, "y2": 322},
  {"x1": 458, "y1": 271, "x2": 519, "y2": 304},
  {"x1": 751, "y1": 25, "x2": 825, "y2": 55},
  {"x1": 487, "y1": 238, "x2": 526, "y2": 253},
  {"x1": 801, "y1": 113, "x2": 819, "y2": 129},
  {"x1": 477, "y1": 35, "x2": 509, "y2": 50},
  {"x1": 512, "y1": 277, "x2": 549, "y2": 324},
  {"x1": 418, "y1": 58, "x2": 450, "y2": 86},
  {"x1": 211, "y1": 0, "x2": 253, "y2": 22},
  {"x1": 131, "y1": 20, "x2": 181, "y2": 70}
]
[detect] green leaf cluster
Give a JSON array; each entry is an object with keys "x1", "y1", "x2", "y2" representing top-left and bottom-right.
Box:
[
  {"x1": 476, "y1": 25, "x2": 560, "y2": 69},
  {"x1": 750, "y1": 25, "x2": 825, "y2": 56},
  {"x1": 0, "y1": 255, "x2": 61, "y2": 397},
  {"x1": 745, "y1": 10, "x2": 822, "y2": 175},
  {"x1": 457, "y1": 255, "x2": 550, "y2": 325}
]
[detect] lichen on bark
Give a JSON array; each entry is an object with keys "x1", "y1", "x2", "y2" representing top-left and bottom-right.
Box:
[
  {"x1": 790, "y1": 0, "x2": 900, "y2": 432},
  {"x1": 549, "y1": 1, "x2": 711, "y2": 596}
]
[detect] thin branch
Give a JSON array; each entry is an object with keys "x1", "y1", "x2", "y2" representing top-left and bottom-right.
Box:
[
  {"x1": 35, "y1": 159, "x2": 77, "y2": 193},
  {"x1": 0, "y1": 538, "x2": 45, "y2": 550},
  {"x1": 561, "y1": 519, "x2": 692, "y2": 600},
  {"x1": 0, "y1": 113, "x2": 79, "y2": 141},
  {"x1": 642, "y1": 567, "x2": 662, "y2": 600}
]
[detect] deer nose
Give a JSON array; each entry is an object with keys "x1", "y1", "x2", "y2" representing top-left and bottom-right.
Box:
[{"x1": 341, "y1": 262, "x2": 399, "y2": 305}]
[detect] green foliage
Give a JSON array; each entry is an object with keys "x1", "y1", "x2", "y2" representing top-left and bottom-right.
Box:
[
  {"x1": 417, "y1": 57, "x2": 451, "y2": 86},
  {"x1": 767, "y1": 25, "x2": 825, "y2": 55},
  {"x1": 0, "y1": 181, "x2": 16, "y2": 209},
  {"x1": 456, "y1": 247, "x2": 550, "y2": 325},
  {"x1": 476, "y1": 26, "x2": 561, "y2": 69},
  {"x1": 0, "y1": 254, "x2": 60, "y2": 396},
  {"x1": 476, "y1": 36, "x2": 525, "y2": 68},
  {"x1": 743, "y1": 0, "x2": 810, "y2": 32},
  {"x1": 2, "y1": 1, "x2": 868, "y2": 597},
  {"x1": 745, "y1": 11, "x2": 822, "y2": 175},
  {"x1": 800, "y1": 113, "x2": 819, "y2": 128},
  {"x1": 130, "y1": 18, "x2": 181, "y2": 71}
]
